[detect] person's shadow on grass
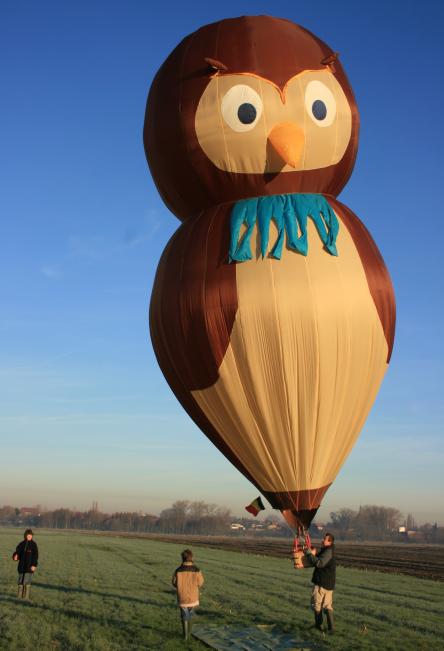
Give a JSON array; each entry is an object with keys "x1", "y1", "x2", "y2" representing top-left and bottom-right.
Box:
[
  {"x1": 0, "y1": 593, "x2": 180, "y2": 642},
  {"x1": 32, "y1": 581, "x2": 164, "y2": 607}
]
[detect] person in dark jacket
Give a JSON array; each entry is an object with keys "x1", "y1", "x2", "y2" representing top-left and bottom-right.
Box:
[
  {"x1": 12, "y1": 529, "x2": 38, "y2": 599},
  {"x1": 172, "y1": 549, "x2": 204, "y2": 640},
  {"x1": 304, "y1": 532, "x2": 336, "y2": 634}
]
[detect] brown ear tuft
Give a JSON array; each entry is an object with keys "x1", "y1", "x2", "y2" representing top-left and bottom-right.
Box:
[
  {"x1": 321, "y1": 52, "x2": 339, "y2": 72},
  {"x1": 204, "y1": 57, "x2": 228, "y2": 72}
]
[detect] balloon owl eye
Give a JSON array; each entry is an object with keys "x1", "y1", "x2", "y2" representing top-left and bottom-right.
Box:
[
  {"x1": 305, "y1": 80, "x2": 337, "y2": 127},
  {"x1": 221, "y1": 84, "x2": 263, "y2": 132}
]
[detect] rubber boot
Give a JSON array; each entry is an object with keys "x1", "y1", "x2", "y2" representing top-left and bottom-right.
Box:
[
  {"x1": 184, "y1": 621, "x2": 190, "y2": 641},
  {"x1": 23, "y1": 585, "x2": 31, "y2": 600},
  {"x1": 188, "y1": 618, "x2": 193, "y2": 639},
  {"x1": 314, "y1": 610, "x2": 323, "y2": 631},
  {"x1": 17, "y1": 585, "x2": 24, "y2": 599},
  {"x1": 326, "y1": 610, "x2": 334, "y2": 634}
]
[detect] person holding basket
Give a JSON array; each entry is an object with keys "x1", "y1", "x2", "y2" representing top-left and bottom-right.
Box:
[{"x1": 304, "y1": 532, "x2": 336, "y2": 634}]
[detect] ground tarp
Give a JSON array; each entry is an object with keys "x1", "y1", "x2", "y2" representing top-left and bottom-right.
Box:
[{"x1": 192, "y1": 624, "x2": 324, "y2": 650}]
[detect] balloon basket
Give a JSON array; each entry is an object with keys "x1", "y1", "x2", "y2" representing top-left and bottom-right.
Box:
[
  {"x1": 291, "y1": 549, "x2": 312, "y2": 569},
  {"x1": 291, "y1": 532, "x2": 315, "y2": 569}
]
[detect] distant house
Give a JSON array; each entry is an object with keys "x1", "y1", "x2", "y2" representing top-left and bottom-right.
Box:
[
  {"x1": 230, "y1": 523, "x2": 245, "y2": 531},
  {"x1": 20, "y1": 507, "x2": 40, "y2": 517}
]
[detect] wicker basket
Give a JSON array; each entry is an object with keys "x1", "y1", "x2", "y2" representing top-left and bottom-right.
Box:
[{"x1": 292, "y1": 548, "x2": 316, "y2": 569}]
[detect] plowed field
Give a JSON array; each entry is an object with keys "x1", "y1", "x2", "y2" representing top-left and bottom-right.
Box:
[{"x1": 117, "y1": 534, "x2": 444, "y2": 581}]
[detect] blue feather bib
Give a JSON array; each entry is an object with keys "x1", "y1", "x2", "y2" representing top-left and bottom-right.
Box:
[{"x1": 229, "y1": 193, "x2": 339, "y2": 262}]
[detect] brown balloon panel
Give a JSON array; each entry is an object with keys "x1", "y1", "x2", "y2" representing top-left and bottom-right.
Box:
[
  {"x1": 149, "y1": 200, "x2": 395, "y2": 529},
  {"x1": 267, "y1": 487, "x2": 331, "y2": 531}
]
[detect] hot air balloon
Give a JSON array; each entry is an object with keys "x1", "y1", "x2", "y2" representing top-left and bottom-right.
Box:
[{"x1": 144, "y1": 16, "x2": 395, "y2": 537}]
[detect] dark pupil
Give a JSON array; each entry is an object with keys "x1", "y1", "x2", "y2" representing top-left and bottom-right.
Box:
[
  {"x1": 237, "y1": 103, "x2": 257, "y2": 124},
  {"x1": 312, "y1": 100, "x2": 327, "y2": 120}
]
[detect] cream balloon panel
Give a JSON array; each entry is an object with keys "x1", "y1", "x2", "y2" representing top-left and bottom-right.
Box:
[{"x1": 191, "y1": 216, "x2": 388, "y2": 493}]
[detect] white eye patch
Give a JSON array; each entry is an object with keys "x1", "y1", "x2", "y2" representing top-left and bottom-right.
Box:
[
  {"x1": 221, "y1": 84, "x2": 263, "y2": 132},
  {"x1": 305, "y1": 80, "x2": 337, "y2": 127}
]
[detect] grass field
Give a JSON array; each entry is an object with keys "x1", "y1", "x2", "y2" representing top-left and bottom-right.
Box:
[{"x1": 0, "y1": 528, "x2": 443, "y2": 650}]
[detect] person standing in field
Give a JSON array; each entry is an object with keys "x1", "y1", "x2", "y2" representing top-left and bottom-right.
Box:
[
  {"x1": 172, "y1": 549, "x2": 204, "y2": 640},
  {"x1": 304, "y1": 532, "x2": 336, "y2": 634},
  {"x1": 12, "y1": 529, "x2": 39, "y2": 599}
]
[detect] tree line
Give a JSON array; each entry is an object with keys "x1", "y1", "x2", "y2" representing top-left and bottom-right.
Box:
[
  {"x1": 0, "y1": 500, "x2": 232, "y2": 536},
  {"x1": 326, "y1": 506, "x2": 443, "y2": 543},
  {"x1": 0, "y1": 501, "x2": 442, "y2": 542}
]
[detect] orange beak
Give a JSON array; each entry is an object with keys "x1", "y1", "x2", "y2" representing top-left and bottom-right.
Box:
[{"x1": 267, "y1": 122, "x2": 305, "y2": 168}]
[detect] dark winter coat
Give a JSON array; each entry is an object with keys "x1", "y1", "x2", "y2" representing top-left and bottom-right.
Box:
[
  {"x1": 305, "y1": 544, "x2": 336, "y2": 590},
  {"x1": 13, "y1": 539, "x2": 39, "y2": 574}
]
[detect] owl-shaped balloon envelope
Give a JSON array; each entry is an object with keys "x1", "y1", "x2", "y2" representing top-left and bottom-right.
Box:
[{"x1": 144, "y1": 16, "x2": 395, "y2": 532}]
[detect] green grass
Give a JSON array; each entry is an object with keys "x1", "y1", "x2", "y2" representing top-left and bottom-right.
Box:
[{"x1": 0, "y1": 528, "x2": 443, "y2": 650}]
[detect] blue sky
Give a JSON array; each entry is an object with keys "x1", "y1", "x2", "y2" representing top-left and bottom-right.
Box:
[{"x1": 1, "y1": 1, "x2": 443, "y2": 523}]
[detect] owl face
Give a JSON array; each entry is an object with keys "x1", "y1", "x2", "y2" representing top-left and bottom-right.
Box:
[
  {"x1": 195, "y1": 70, "x2": 352, "y2": 175},
  {"x1": 144, "y1": 16, "x2": 359, "y2": 220}
]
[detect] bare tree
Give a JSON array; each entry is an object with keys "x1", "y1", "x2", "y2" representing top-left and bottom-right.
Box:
[
  {"x1": 329, "y1": 508, "x2": 357, "y2": 539},
  {"x1": 355, "y1": 505, "x2": 402, "y2": 540}
]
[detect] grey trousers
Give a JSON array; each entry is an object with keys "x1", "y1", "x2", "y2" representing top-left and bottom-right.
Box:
[
  {"x1": 18, "y1": 572, "x2": 33, "y2": 585},
  {"x1": 180, "y1": 607, "x2": 195, "y2": 621}
]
